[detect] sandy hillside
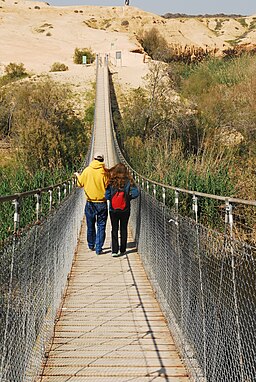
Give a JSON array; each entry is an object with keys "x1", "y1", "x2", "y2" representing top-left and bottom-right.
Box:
[
  {"x1": 0, "y1": 0, "x2": 150, "y2": 89},
  {"x1": 0, "y1": 0, "x2": 256, "y2": 89}
]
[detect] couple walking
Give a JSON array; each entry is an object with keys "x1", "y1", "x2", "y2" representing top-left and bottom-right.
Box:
[{"x1": 75, "y1": 152, "x2": 139, "y2": 257}]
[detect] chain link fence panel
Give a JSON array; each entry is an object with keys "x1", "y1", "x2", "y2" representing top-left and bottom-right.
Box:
[
  {"x1": 0, "y1": 188, "x2": 84, "y2": 382},
  {"x1": 128, "y1": 186, "x2": 256, "y2": 381}
]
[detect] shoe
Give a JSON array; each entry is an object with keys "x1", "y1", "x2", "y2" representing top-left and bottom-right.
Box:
[
  {"x1": 120, "y1": 251, "x2": 126, "y2": 256},
  {"x1": 89, "y1": 246, "x2": 95, "y2": 251},
  {"x1": 96, "y1": 250, "x2": 103, "y2": 255},
  {"x1": 112, "y1": 253, "x2": 119, "y2": 257}
]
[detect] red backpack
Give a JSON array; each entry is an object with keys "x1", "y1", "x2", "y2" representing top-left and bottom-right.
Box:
[{"x1": 110, "y1": 186, "x2": 130, "y2": 211}]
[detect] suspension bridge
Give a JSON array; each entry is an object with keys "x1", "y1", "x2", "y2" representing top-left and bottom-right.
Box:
[{"x1": 0, "y1": 55, "x2": 255, "y2": 382}]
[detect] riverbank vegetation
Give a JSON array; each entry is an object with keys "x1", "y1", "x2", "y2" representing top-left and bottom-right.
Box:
[
  {"x1": 115, "y1": 55, "x2": 256, "y2": 200},
  {"x1": 112, "y1": 54, "x2": 256, "y2": 239},
  {"x1": 0, "y1": 71, "x2": 94, "y2": 190},
  {"x1": 0, "y1": 66, "x2": 94, "y2": 240}
]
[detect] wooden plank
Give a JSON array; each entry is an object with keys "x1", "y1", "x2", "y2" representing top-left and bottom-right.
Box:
[{"x1": 40, "y1": 377, "x2": 188, "y2": 382}]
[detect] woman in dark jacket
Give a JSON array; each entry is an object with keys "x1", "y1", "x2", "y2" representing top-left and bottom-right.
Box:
[{"x1": 105, "y1": 163, "x2": 139, "y2": 257}]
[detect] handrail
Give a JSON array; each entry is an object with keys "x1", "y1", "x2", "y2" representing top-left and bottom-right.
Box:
[
  {"x1": 0, "y1": 177, "x2": 74, "y2": 203},
  {"x1": 0, "y1": 176, "x2": 77, "y2": 236},
  {"x1": 129, "y1": 169, "x2": 256, "y2": 207}
]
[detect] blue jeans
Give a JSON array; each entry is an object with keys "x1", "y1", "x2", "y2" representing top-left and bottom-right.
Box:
[{"x1": 85, "y1": 202, "x2": 108, "y2": 254}]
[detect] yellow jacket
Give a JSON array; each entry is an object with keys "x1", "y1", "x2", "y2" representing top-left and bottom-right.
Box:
[{"x1": 77, "y1": 160, "x2": 108, "y2": 202}]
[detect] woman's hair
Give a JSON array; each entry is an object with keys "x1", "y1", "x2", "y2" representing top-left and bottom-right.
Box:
[{"x1": 109, "y1": 163, "x2": 134, "y2": 189}]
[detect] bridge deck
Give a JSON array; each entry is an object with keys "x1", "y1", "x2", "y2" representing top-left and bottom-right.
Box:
[{"x1": 38, "y1": 219, "x2": 189, "y2": 381}]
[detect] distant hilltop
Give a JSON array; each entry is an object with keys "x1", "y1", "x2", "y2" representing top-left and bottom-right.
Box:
[
  {"x1": 0, "y1": 0, "x2": 256, "y2": 73},
  {"x1": 162, "y1": 13, "x2": 246, "y2": 19}
]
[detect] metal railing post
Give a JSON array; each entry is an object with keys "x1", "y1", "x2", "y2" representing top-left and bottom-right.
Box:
[
  {"x1": 57, "y1": 186, "x2": 61, "y2": 205},
  {"x1": 162, "y1": 187, "x2": 166, "y2": 205},
  {"x1": 192, "y1": 194, "x2": 198, "y2": 223},
  {"x1": 153, "y1": 184, "x2": 156, "y2": 198},
  {"x1": 35, "y1": 193, "x2": 41, "y2": 221},
  {"x1": 49, "y1": 190, "x2": 53, "y2": 211},
  {"x1": 227, "y1": 201, "x2": 244, "y2": 380},
  {"x1": 225, "y1": 200, "x2": 230, "y2": 226},
  {"x1": 13, "y1": 198, "x2": 20, "y2": 233},
  {"x1": 194, "y1": 193, "x2": 207, "y2": 378},
  {"x1": 175, "y1": 190, "x2": 179, "y2": 217}
]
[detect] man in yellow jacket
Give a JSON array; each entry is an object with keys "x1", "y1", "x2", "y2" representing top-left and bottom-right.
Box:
[{"x1": 75, "y1": 152, "x2": 108, "y2": 255}]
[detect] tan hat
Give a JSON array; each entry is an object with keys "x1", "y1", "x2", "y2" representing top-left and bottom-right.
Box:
[{"x1": 94, "y1": 152, "x2": 104, "y2": 161}]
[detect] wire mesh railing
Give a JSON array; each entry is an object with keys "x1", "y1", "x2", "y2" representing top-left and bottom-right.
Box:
[
  {"x1": 128, "y1": 189, "x2": 256, "y2": 381},
  {"x1": 0, "y1": 182, "x2": 85, "y2": 382}
]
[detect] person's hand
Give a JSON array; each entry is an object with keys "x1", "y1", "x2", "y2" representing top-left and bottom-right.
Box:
[{"x1": 74, "y1": 172, "x2": 79, "y2": 177}]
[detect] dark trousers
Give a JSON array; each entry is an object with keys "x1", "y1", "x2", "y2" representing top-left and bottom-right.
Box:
[{"x1": 110, "y1": 210, "x2": 130, "y2": 254}]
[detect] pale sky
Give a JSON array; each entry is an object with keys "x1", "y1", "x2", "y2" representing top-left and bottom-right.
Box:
[{"x1": 47, "y1": 0, "x2": 256, "y2": 16}]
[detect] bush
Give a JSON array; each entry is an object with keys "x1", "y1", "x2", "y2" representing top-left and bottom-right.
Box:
[
  {"x1": 0, "y1": 79, "x2": 96, "y2": 241},
  {"x1": 4, "y1": 62, "x2": 27, "y2": 79},
  {"x1": 138, "y1": 28, "x2": 174, "y2": 62},
  {"x1": 121, "y1": 20, "x2": 129, "y2": 27},
  {"x1": 0, "y1": 79, "x2": 89, "y2": 173},
  {"x1": 50, "y1": 62, "x2": 69, "y2": 72},
  {"x1": 73, "y1": 47, "x2": 96, "y2": 64}
]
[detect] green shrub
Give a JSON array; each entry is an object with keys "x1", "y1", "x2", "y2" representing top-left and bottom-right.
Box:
[
  {"x1": 138, "y1": 28, "x2": 174, "y2": 62},
  {"x1": 73, "y1": 47, "x2": 96, "y2": 64},
  {"x1": 4, "y1": 62, "x2": 27, "y2": 79},
  {"x1": 0, "y1": 79, "x2": 90, "y2": 173},
  {"x1": 50, "y1": 62, "x2": 69, "y2": 72}
]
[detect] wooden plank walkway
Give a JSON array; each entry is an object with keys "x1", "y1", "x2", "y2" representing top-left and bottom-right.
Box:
[{"x1": 38, "y1": 219, "x2": 190, "y2": 382}]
